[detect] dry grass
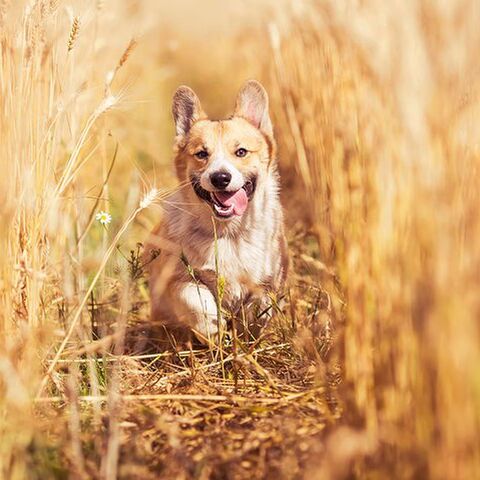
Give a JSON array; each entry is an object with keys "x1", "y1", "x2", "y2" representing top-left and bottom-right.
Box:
[{"x1": 1, "y1": 0, "x2": 480, "y2": 479}]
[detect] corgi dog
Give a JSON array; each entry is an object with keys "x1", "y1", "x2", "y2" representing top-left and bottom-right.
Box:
[{"x1": 146, "y1": 80, "x2": 288, "y2": 343}]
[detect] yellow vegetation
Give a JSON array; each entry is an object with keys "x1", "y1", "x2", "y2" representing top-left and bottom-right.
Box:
[{"x1": 1, "y1": 1, "x2": 479, "y2": 478}]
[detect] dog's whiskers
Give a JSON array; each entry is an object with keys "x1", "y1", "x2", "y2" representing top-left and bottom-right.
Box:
[{"x1": 162, "y1": 201, "x2": 199, "y2": 218}]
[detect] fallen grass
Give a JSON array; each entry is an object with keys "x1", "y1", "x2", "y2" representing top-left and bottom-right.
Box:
[
  {"x1": 32, "y1": 269, "x2": 334, "y2": 479},
  {"x1": 1, "y1": 0, "x2": 480, "y2": 479}
]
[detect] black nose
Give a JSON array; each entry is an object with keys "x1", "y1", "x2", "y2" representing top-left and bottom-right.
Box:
[{"x1": 210, "y1": 171, "x2": 232, "y2": 189}]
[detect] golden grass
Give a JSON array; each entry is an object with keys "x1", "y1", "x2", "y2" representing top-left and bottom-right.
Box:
[{"x1": 1, "y1": 0, "x2": 480, "y2": 478}]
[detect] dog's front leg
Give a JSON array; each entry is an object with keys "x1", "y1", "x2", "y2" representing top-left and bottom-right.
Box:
[{"x1": 176, "y1": 283, "x2": 224, "y2": 343}]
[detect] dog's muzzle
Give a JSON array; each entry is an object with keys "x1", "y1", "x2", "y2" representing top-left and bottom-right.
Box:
[{"x1": 191, "y1": 174, "x2": 257, "y2": 219}]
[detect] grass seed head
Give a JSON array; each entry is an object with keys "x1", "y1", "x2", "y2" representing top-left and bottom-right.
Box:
[{"x1": 67, "y1": 16, "x2": 80, "y2": 52}]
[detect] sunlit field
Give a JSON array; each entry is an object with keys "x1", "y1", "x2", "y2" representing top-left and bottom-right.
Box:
[{"x1": 1, "y1": 1, "x2": 480, "y2": 478}]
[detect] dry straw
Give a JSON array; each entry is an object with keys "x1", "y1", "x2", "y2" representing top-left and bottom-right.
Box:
[
  {"x1": 67, "y1": 16, "x2": 80, "y2": 52},
  {"x1": 1, "y1": 0, "x2": 479, "y2": 479}
]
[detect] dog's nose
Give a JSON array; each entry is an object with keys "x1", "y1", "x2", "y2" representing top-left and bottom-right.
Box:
[{"x1": 210, "y1": 171, "x2": 232, "y2": 189}]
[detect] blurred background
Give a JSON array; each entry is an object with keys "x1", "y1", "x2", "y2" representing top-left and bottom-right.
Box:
[{"x1": 1, "y1": 0, "x2": 480, "y2": 478}]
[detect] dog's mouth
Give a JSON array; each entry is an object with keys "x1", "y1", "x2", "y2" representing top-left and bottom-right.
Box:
[{"x1": 191, "y1": 175, "x2": 257, "y2": 219}]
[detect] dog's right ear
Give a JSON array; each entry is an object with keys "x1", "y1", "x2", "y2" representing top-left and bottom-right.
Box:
[{"x1": 172, "y1": 86, "x2": 206, "y2": 137}]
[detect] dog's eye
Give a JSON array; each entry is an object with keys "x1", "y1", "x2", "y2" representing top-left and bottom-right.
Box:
[
  {"x1": 195, "y1": 150, "x2": 209, "y2": 160},
  {"x1": 235, "y1": 148, "x2": 248, "y2": 158}
]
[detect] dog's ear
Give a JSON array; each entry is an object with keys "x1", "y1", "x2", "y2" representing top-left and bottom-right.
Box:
[
  {"x1": 172, "y1": 86, "x2": 206, "y2": 137},
  {"x1": 234, "y1": 80, "x2": 273, "y2": 137}
]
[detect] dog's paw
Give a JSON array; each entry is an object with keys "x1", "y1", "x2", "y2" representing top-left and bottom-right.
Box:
[
  {"x1": 178, "y1": 283, "x2": 226, "y2": 344},
  {"x1": 193, "y1": 314, "x2": 226, "y2": 345}
]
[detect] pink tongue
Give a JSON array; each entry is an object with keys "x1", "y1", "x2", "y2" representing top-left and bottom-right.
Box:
[{"x1": 215, "y1": 189, "x2": 248, "y2": 216}]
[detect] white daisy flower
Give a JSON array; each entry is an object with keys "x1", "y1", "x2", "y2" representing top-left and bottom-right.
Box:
[{"x1": 96, "y1": 211, "x2": 112, "y2": 225}]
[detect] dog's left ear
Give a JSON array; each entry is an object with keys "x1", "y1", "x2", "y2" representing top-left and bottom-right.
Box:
[{"x1": 234, "y1": 80, "x2": 273, "y2": 137}]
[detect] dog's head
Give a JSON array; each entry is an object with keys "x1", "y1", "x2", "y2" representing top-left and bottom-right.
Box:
[{"x1": 172, "y1": 80, "x2": 276, "y2": 220}]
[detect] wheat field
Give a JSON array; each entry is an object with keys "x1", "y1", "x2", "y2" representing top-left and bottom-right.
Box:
[{"x1": 1, "y1": 0, "x2": 480, "y2": 479}]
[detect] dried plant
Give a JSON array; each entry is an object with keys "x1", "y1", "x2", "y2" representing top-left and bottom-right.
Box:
[
  {"x1": 0, "y1": 0, "x2": 479, "y2": 479},
  {"x1": 67, "y1": 16, "x2": 80, "y2": 53}
]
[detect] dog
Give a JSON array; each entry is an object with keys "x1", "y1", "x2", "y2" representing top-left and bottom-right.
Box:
[{"x1": 146, "y1": 80, "x2": 288, "y2": 344}]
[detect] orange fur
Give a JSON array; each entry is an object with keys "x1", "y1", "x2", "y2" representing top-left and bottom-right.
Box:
[{"x1": 146, "y1": 81, "x2": 288, "y2": 344}]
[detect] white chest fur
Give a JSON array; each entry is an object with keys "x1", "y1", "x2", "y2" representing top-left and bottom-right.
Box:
[
  {"x1": 195, "y1": 233, "x2": 273, "y2": 300},
  {"x1": 165, "y1": 174, "x2": 283, "y2": 303}
]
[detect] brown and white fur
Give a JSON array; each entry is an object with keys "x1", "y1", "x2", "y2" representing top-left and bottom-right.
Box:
[{"x1": 146, "y1": 80, "x2": 288, "y2": 343}]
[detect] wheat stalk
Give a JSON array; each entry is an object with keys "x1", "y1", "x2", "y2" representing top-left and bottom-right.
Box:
[
  {"x1": 36, "y1": 389, "x2": 322, "y2": 404},
  {"x1": 117, "y1": 37, "x2": 137, "y2": 70},
  {"x1": 67, "y1": 16, "x2": 80, "y2": 52}
]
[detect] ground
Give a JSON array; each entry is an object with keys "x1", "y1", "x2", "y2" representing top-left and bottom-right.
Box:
[{"x1": 35, "y1": 230, "x2": 342, "y2": 480}]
